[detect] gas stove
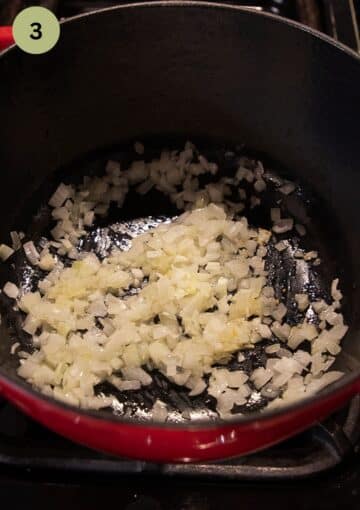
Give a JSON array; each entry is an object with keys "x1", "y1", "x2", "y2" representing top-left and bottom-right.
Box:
[
  {"x1": 1, "y1": 1, "x2": 359, "y2": 52},
  {"x1": 0, "y1": 396, "x2": 359, "y2": 509},
  {"x1": 0, "y1": 1, "x2": 360, "y2": 509},
  {"x1": 0, "y1": 394, "x2": 360, "y2": 479}
]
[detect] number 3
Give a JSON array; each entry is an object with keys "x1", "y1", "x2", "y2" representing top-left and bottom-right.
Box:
[{"x1": 30, "y1": 22, "x2": 42, "y2": 40}]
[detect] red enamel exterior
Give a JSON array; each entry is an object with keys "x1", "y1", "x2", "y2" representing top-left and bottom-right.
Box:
[
  {"x1": 0, "y1": 27, "x2": 14, "y2": 51},
  {"x1": 0, "y1": 375, "x2": 358, "y2": 462}
]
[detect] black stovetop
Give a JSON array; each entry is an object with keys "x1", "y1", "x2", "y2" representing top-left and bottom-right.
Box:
[
  {"x1": 0, "y1": 454, "x2": 359, "y2": 510},
  {"x1": 1, "y1": 395, "x2": 360, "y2": 480},
  {"x1": 0, "y1": 394, "x2": 360, "y2": 509},
  {"x1": 0, "y1": 407, "x2": 359, "y2": 510},
  {"x1": 1, "y1": 1, "x2": 360, "y2": 508}
]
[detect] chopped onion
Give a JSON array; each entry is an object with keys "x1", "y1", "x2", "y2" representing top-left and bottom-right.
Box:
[
  {"x1": 49, "y1": 183, "x2": 73, "y2": 208},
  {"x1": 288, "y1": 322, "x2": 318, "y2": 350},
  {"x1": 3, "y1": 281, "x2": 19, "y2": 299},
  {"x1": 272, "y1": 218, "x2": 294, "y2": 234},
  {"x1": 261, "y1": 383, "x2": 280, "y2": 399},
  {"x1": 305, "y1": 371, "x2": 343, "y2": 395},
  {"x1": 23, "y1": 241, "x2": 40, "y2": 265},
  {"x1": 279, "y1": 182, "x2": 296, "y2": 195},
  {"x1": 275, "y1": 241, "x2": 287, "y2": 252},
  {"x1": 295, "y1": 224, "x2": 306, "y2": 236},
  {"x1": 0, "y1": 244, "x2": 14, "y2": 261},
  {"x1": 11, "y1": 141, "x2": 347, "y2": 416},
  {"x1": 134, "y1": 141, "x2": 145, "y2": 155},
  {"x1": 11, "y1": 342, "x2": 20, "y2": 355},
  {"x1": 270, "y1": 208, "x2": 281, "y2": 222},
  {"x1": 295, "y1": 293, "x2": 309, "y2": 312},
  {"x1": 10, "y1": 231, "x2": 23, "y2": 250},
  {"x1": 272, "y1": 303, "x2": 287, "y2": 322},
  {"x1": 304, "y1": 250, "x2": 318, "y2": 261},
  {"x1": 250, "y1": 367, "x2": 273, "y2": 389},
  {"x1": 331, "y1": 278, "x2": 343, "y2": 301},
  {"x1": 152, "y1": 400, "x2": 168, "y2": 421},
  {"x1": 265, "y1": 343, "x2": 280, "y2": 354},
  {"x1": 254, "y1": 179, "x2": 266, "y2": 193},
  {"x1": 38, "y1": 252, "x2": 56, "y2": 271}
]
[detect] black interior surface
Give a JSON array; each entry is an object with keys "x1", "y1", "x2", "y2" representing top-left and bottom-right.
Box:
[{"x1": 0, "y1": 3, "x2": 359, "y2": 424}]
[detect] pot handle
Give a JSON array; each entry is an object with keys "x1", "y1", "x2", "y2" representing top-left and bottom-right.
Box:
[
  {"x1": 0, "y1": 26, "x2": 14, "y2": 51},
  {"x1": 0, "y1": 0, "x2": 58, "y2": 51}
]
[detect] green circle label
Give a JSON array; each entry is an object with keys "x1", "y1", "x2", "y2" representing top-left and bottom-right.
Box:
[{"x1": 13, "y1": 7, "x2": 60, "y2": 55}]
